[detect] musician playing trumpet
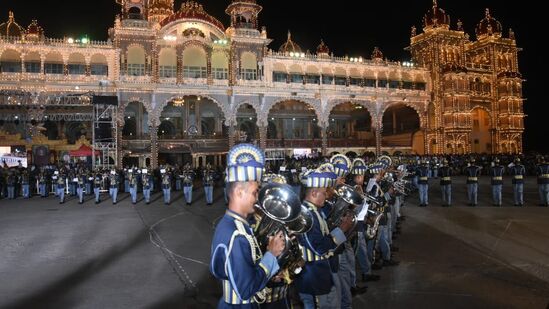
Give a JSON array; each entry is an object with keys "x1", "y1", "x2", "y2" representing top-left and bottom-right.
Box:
[{"x1": 210, "y1": 144, "x2": 285, "y2": 308}]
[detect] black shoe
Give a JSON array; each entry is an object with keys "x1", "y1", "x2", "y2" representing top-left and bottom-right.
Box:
[
  {"x1": 362, "y1": 274, "x2": 381, "y2": 282},
  {"x1": 187, "y1": 202, "x2": 191, "y2": 206},
  {"x1": 146, "y1": 202, "x2": 150, "y2": 205},
  {"x1": 351, "y1": 285, "x2": 367, "y2": 296},
  {"x1": 113, "y1": 202, "x2": 117, "y2": 205},
  {"x1": 382, "y1": 259, "x2": 400, "y2": 266}
]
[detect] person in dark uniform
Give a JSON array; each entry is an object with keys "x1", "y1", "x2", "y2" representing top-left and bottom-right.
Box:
[
  {"x1": 210, "y1": 143, "x2": 285, "y2": 308},
  {"x1": 439, "y1": 159, "x2": 452, "y2": 207},
  {"x1": 77, "y1": 172, "x2": 86, "y2": 204},
  {"x1": 109, "y1": 170, "x2": 118, "y2": 204},
  {"x1": 536, "y1": 156, "x2": 549, "y2": 207},
  {"x1": 6, "y1": 171, "x2": 16, "y2": 199},
  {"x1": 203, "y1": 164, "x2": 215, "y2": 206},
  {"x1": 21, "y1": 170, "x2": 30, "y2": 199},
  {"x1": 465, "y1": 158, "x2": 482, "y2": 206},
  {"x1": 161, "y1": 169, "x2": 171, "y2": 205},
  {"x1": 416, "y1": 159, "x2": 430, "y2": 207},
  {"x1": 142, "y1": 170, "x2": 152, "y2": 204},
  {"x1": 39, "y1": 171, "x2": 47, "y2": 197},
  {"x1": 182, "y1": 164, "x2": 194, "y2": 205},
  {"x1": 490, "y1": 158, "x2": 505, "y2": 206},
  {"x1": 93, "y1": 171, "x2": 102, "y2": 204},
  {"x1": 128, "y1": 170, "x2": 138, "y2": 204},
  {"x1": 56, "y1": 171, "x2": 66, "y2": 204},
  {"x1": 509, "y1": 158, "x2": 525, "y2": 206}
]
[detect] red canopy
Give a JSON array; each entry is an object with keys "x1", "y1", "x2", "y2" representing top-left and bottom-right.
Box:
[{"x1": 70, "y1": 145, "x2": 99, "y2": 157}]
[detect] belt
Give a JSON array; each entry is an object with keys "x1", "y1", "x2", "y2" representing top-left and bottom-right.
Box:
[
  {"x1": 442, "y1": 177, "x2": 451, "y2": 181},
  {"x1": 540, "y1": 174, "x2": 549, "y2": 179},
  {"x1": 467, "y1": 177, "x2": 478, "y2": 181},
  {"x1": 514, "y1": 175, "x2": 523, "y2": 179},
  {"x1": 302, "y1": 246, "x2": 333, "y2": 262},
  {"x1": 420, "y1": 177, "x2": 428, "y2": 181},
  {"x1": 492, "y1": 177, "x2": 502, "y2": 180}
]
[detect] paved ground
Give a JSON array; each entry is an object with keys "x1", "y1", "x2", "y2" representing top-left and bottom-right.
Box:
[{"x1": 1, "y1": 176, "x2": 549, "y2": 309}]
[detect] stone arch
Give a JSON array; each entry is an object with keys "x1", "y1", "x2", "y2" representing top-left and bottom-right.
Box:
[
  {"x1": 260, "y1": 97, "x2": 322, "y2": 127},
  {"x1": 118, "y1": 97, "x2": 153, "y2": 126},
  {"x1": 380, "y1": 103, "x2": 423, "y2": 150},
  {"x1": 326, "y1": 99, "x2": 376, "y2": 125},
  {"x1": 67, "y1": 53, "x2": 86, "y2": 75},
  {"x1": 380, "y1": 101, "x2": 426, "y2": 128},
  {"x1": 0, "y1": 49, "x2": 22, "y2": 73},
  {"x1": 122, "y1": 101, "x2": 150, "y2": 138},
  {"x1": 326, "y1": 100, "x2": 375, "y2": 145},
  {"x1": 265, "y1": 98, "x2": 322, "y2": 140},
  {"x1": 235, "y1": 103, "x2": 259, "y2": 142},
  {"x1": 90, "y1": 53, "x2": 108, "y2": 76},
  {"x1": 126, "y1": 44, "x2": 146, "y2": 76},
  {"x1": 153, "y1": 94, "x2": 228, "y2": 127},
  {"x1": 23, "y1": 51, "x2": 41, "y2": 73}
]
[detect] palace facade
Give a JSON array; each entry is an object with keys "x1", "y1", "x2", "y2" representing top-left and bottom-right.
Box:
[{"x1": 0, "y1": 0, "x2": 523, "y2": 168}]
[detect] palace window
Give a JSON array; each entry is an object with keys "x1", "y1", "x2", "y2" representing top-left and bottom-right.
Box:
[
  {"x1": 402, "y1": 81, "x2": 414, "y2": 89},
  {"x1": 364, "y1": 79, "x2": 376, "y2": 88},
  {"x1": 415, "y1": 82, "x2": 426, "y2": 90},
  {"x1": 24, "y1": 62, "x2": 41, "y2": 73},
  {"x1": 44, "y1": 63, "x2": 63, "y2": 74},
  {"x1": 159, "y1": 65, "x2": 177, "y2": 78},
  {"x1": 0, "y1": 61, "x2": 21, "y2": 73},
  {"x1": 127, "y1": 63, "x2": 145, "y2": 76},
  {"x1": 68, "y1": 64, "x2": 86, "y2": 75},
  {"x1": 350, "y1": 77, "x2": 362, "y2": 86},
  {"x1": 378, "y1": 80, "x2": 388, "y2": 88},
  {"x1": 183, "y1": 66, "x2": 207, "y2": 78},
  {"x1": 212, "y1": 68, "x2": 228, "y2": 80},
  {"x1": 240, "y1": 68, "x2": 257, "y2": 80},
  {"x1": 290, "y1": 74, "x2": 303, "y2": 84},
  {"x1": 322, "y1": 75, "x2": 334, "y2": 85},
  {"x1": 334, "y1": 76, "x2": 347, "y2": 86},
  {"x1": 273, "y1": 72, "x2": 287, "y2": 82},
  {"x1": 91, "y1": 64, "x2": 108, "y2": 76},
  {"x1": 389, "y1": 80, "x2": 400, "y2": 89},
  {"x1": 305, "y1": 75, "x2": 320, "y2": 84}
]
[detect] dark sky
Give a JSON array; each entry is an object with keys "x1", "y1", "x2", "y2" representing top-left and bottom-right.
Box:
[{"x1": 0, "y1": 0, "x2": 544, "y2": 151}]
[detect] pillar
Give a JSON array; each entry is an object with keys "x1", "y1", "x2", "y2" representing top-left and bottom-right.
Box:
[
  {"x1": 259, "y1": 125, "x2": 267, "y2": 150},
  {"x1": 321, "y1": 126, "x2": 328, "y2": 156},
  {"x1": 150, "y1": 125, "x2": 158, "y2": 168},
  {"x1": 375, "y1": 119, "x2": 382, "y2": 156},
  {"x1": 228, "y1": 124, "x2": 235, "y2": 148},
  {"x1": 207, "y1": 51, "x2": 213, "y2": 85}
]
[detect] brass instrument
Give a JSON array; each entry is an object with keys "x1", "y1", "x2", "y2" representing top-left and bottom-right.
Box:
[{"x1": 326, "y1": 184, "x2": 362, "y2": 238}]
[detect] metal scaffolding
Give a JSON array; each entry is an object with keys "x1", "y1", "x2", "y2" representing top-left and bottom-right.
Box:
[{"x1": 92, "y1": 95, "x2": 118, "y2": 170}]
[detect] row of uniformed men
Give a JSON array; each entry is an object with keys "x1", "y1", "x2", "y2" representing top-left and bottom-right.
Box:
[{"x1": 210, "y1": 145, "x2": 403, "y2": 309}]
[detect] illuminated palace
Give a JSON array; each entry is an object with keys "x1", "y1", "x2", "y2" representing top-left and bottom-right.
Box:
[{"x1": 0, "y1": 0, "x2": 523, "y2": 168}]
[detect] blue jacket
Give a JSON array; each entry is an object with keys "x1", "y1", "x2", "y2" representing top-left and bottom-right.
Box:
[{"x1": 210, "y1": 210, "x2": 279, "y2": 308}]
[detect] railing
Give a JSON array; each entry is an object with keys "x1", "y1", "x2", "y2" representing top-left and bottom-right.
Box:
[
  {"x1": 0, "y1": 35, "x2": 112, "y2": 47},
  {"x1": 266, "y1": 139, "x2": 322, "y2": 148},
  {"x1": 327, "y1": 139, "x2": 374, "y2": 147},
  {"x1": 121, "y1": 19, "x2": 150, "y2": 29},
  {"x1": 266, "y1": 50, "x2": 412, "y2": 68}
]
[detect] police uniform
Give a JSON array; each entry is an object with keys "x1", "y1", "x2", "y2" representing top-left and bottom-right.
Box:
[
  {"x1": 297, "y1": 165, "x2": 347, "y2": 309},
  {"x1": 56, "y1": 172, "x2": 66, "y2": 204},
  {"x1": 416, "y1": 161, "x2": 430, "y2": 207},
  {"x1": 182, "y1": 164, "x2": 194, "y2": 205},
  {"x1": 142, "y1": 170, "x2": 152, "y2": 204},
  {"x1": 93, "y1": 172, "x2": 102, "y2": 204},
  {"x1": 128, "y1": 171, "x2": 138, "y2": 204},
  {"x1": 536, "y1": 157, "x2": 549, "y2": 206},
  {"x1": 6, "y1": 172, "x2": 16, "y2": 199},
  {"x1": 210, "y1": 144, "x2": 279, "y2": 308},
  {"x1": 161, "y1": 170, "x2": 171, "y2": 205},
  {"x1": 203, "y1": 164, "x2": 215, "y2": 205},
  {"x1": 109, "y1": 171, "x2": 119, "y2": 204},
  {"x1": 77, "y1": 173, "x2": 86, "y2": 204},
  {"x1": 21, "y1": 172, "x2": 30, "y2": 199},
  {"x1": 490, "y1": 159, "x2": 505, "y2": 206},
  {"x1": 509, "y1": 159, "x2": 525, "y2": 206},
  {"x1": 439, "y1": 160, "x2": 452, "y2": 206},
  {"x1": 465, "y1": 160, "x2": 481, "y2": 206}
]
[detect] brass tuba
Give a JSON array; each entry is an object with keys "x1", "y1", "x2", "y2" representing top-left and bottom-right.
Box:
[{"x1": 326, "y1": 184, "x2": 362, "y2": 238}]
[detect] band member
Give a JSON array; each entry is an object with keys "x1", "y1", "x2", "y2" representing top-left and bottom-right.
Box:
[
  {"x1": 509, "y1": 158, "x2": 525, "y2": 206},
  {"x1": 351, "y1": 158, "x2": 381, "y2": 284},
  {"x1": 142, "y1": 170, "x2": 152, "y2": 204},
  {"x1": 6, "y1": 171, "x2": 15, "y2": 199},
  {"x1": 182, "y1": 163, "x2": 194, "y2": 205},
  {"x1": 109, "y1": 170, "x2": 118, "y2": 205},
  {"x1": 161, "y1": 169, "x2": 171, "y2": 205},
  {"x1": 39, "y1": 172, "x2": 47, "y2": 197},
  {"x1": 77, "y1": 172, "x2": 86, "y2": 204},
  {"x1": 128, "y1": 171, "x2": 138, "y2": 204},
  {"x1": 94, "y1": 171, "x2": 102, "y2": 204},
  {"x1": 210, "y1": 143, "x2": 285, "y2": 308},
  {"x1": 297, "y1": 165, "x2": 353, "y2": 308},
  {"x1": 465, "y1": 158, "x2": 481, "y2": 206},
  {"x1": 490, "y1": 158, "x2": 504, "y2": 206},
  {"x1": 537, "y1": 156, "x2": 549, "y2": 207},
  {"x1": 21, "y1": 170, "x2": 30, "y2": 199},
  {"x1": 203, "y1": 163, "x2": 215, "y2": 206},
  {"x1": 439, "y1": 159, "x2": 452, "y2": 207},
  {"x1": 417, "y1": 159, "x2": 430, "y2": 207},
  {"x1": 56, "y1": 171, "x2": 66, "y2": 204}
]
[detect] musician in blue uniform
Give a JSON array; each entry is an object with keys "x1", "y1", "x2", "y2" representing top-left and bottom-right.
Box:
[
  {"x1": 142, "y1": 170, "x2": 152, "y2": 204},
  {"x1": 536, "y1": 156, "x2": 549, "y2": 206},
  {"x1": 109, "y1": 170, "x2": 119, "y2": 205},
  {"x1": 128, "y1": 170, "x2": 138, "y2": 204},
  {"x1": 439, "y1": 159, "x2": 452, "y2": 207},
  {"x1": 93, "y1": 171, "x2": 102, "y2": 204},
  {"x1": 161, "y1": 169, "x2": 171, "y2": 205},
  {"x1": 465, "y1": 158, "x2": 481, "y2": 206},
  {"x1": 77, "y1": 172, "x2": 86, "y2": 204},
  {"x1": 416, "y1": 159, "x2": 430, "y2": 207},
  {"x1": 490, "y1": 158, "x2": 505, "y2": 206},
  {"x1": 210, "y1": 143, "x2": 285, "y2": 309},
  {"x1": 182, "y1": 163, "x2": 194, "y2": 205},
  {"x1": 56, "y1": 171, "x2": 66, "y2": 204},
  {"x1": 297, "y1": 164, "x2": 352, "y2": 308},
  {"x1": 509, "y1": 158, "x2": 525, "y2": 206},
  {"x1": 203, "y1": 164, "x2": 215, "y2": 206}
]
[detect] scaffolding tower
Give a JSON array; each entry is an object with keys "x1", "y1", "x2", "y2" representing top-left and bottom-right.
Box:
[{"x1": 92, "y1": 95, "x2": 118, "y2": 170}]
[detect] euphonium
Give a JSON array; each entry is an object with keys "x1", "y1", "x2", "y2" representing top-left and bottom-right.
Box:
[{"x1": 326, "y1": 184, "x2": 362, "y2": 238}]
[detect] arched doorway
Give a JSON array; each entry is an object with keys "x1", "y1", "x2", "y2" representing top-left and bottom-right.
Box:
[
  {"x1": 267, "y1": 100, "x2": 321, "y2": 149},
  {"x1": 328, "y1": 102, "x2": 373, "y2": 148},
  {"x1": 123, "y1": 101, "x2": 149, "y2": 139},
  {"x1": 470, "y1": 107, "x2": 492, "y2": 153},
  {"x1": 236, "y1": 103, "x2": 258, "y2": 143},
  {"x1": 382, "y1": 104, "x2": 421, "y2": 152},
  {"x1": 65, "y1": 122, "x2": 87, "y2": 144}
]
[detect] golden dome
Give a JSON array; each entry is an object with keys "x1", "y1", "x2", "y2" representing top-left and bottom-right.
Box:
[
  {"x1": 476, "y1": 8, "x2": 502, "y2": 39},
  {"x1": 26, "y1": 20, "x2": 45, "y2": 40},
  {"x1": 0, "y1": 12, "x2": 25, "y2": 38},
  {"x1": 423, "y1": 0, "x2": 450, "y2": 30},
  {"x1": 279, "y1": 31, "x2": 302, "y2": 54},
  {"x1": 371, "y1": 47, "x2": 384, "y2": 61}
]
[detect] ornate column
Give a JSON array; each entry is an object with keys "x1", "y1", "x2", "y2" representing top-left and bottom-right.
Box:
[
  {"x1": 150, "y1": 125, "x2": 159, "y2": 169},
  {"x1": 258, "y1": 125, "x2": 267, "y2": 150},
  {"x1": 321, "y1": 126, "x2": 328, "y2": 156},
  {"x1": 228, "y1": 124, "x2": 236, "y2": 149},
  {"x1": 176, "y1": 48, "x2": 183, "y2": 84},
  {"x1": 375, "y1": 119, "x2": 382, "y2": 156},
  {"x1": 207, "y1": 50, "x2": 213, "y2": 85}
]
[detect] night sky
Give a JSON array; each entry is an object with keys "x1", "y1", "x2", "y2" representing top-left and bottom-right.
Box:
[{"x1": 0, "y1": 0, "x2": 543, "y2": 151}]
